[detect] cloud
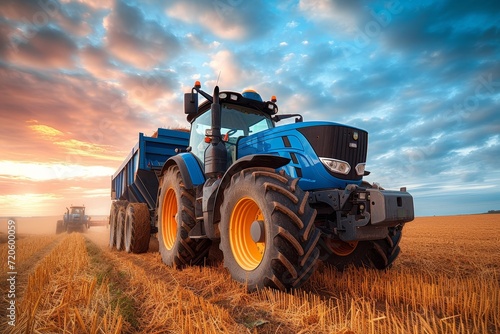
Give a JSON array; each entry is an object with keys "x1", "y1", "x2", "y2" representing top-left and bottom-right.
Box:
[
  {"x1": 184, "y1": 32, "x2": 221, "y2": 51},
  {"x1": 28, "y1": 123, "x2": 64, "y2": 138},
  {"x1": 120, "y1": 70, "x2": 179, "y2": 109},
  {"x1": 25, "y1": 121, "x2": 124, "y2": 163},
  {"x1": 8, "y1": 27, "x2": 77, "y2": 69},
  {"x1": 50, "y1": 1, "x2": 95, "y2": 36},
  {"x1": 0, "y1": 66, "x2": 158, "y2": 164},
  {"x1": 69, "y1": 0, "x2": 113, "y2": 10},
  {"x1": 0, "y1": 0, "x2": 97, "y2": 39},
  {"x1": 0, "y1": 20, "x2": 13, "y2": 57},
  {"x1": 104, "y1": 0, "x2": 180, "y2": 69},
  {"x1": 165, "y1": 0, "x2": 275, "y2": 40},
  {"x1": 0, "y1": 0, "x2": 61, "y2": 22},
  {"x1": 207, "y1": 50, "x2": 244, "y2": 87},
  {"x1": 80, "y1": 45, "x2": 120, "y2": 80},
  {"x1": 380, "y1": 1, "x2": 500, "y2": 50},
  {"x1": 298, "y1": 0, "x2": 367, "y2": 35}
]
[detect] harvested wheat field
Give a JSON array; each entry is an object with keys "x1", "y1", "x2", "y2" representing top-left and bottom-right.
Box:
[{"x1": 1, "y1": 214, "x2": 499, "y2": 333}]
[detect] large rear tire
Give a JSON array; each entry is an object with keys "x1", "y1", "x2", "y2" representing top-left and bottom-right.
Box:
[
  {"x1": 219, "y1": 168, "x2": 321, "y2": 291},
  {"x1": 157, "y1": 165, "x2": 211, "y2": 267},
  {"x1": 115, "y1": 205, "x2": 127, "y2": 251},
  {"x1": 124, "y1": 203, "x2": 151, "y2": 253},
  {"x1": 323, "y1": 226, "x2": 403, "y2": 270}
]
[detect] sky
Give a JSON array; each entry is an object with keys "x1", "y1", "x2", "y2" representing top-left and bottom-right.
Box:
[{"x1": 0, "y1": 0, "x2": 499, "y2": 217}]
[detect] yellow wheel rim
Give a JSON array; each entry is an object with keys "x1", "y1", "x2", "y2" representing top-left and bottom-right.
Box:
[
  {"x1": 161, "y1": 188, "x2": 177, "y2": 250},
  {"x1": 327, "y1": 239, "x2": 358, "y2": 256},
  {"x1": 230, "y1": 197, "x2": 265, "y2": 271}
]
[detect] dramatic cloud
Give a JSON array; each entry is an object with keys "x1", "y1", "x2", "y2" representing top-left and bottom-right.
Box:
[
  {"x1": 299, "y1": 0, "x2": 366, "y2": 34},
  {"x1": 8, "y1": 27, "x2": 77, "y2": 68},
  {"x1": 165, "y1": 0, "x2": 275, "y2": 40},
  {"x1": 0, "y1": 0, "x2": 97, "y2": 39},
  {"x1": 80, "y1": 45, "x2": 119, "y2": 79},
  {"x1": 103, "y1": 0, "x2": 180, "y2": 69},
  {"x1": 120, "y1": 70, "x2": 179, "y2": 109}
]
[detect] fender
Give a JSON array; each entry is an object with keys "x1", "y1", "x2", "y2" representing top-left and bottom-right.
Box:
[
  {"x1": 210, "y1": 154, "x2": 290, "y2": 230},
  {"x1": 160, "y1": 153, "x2": 205, "y2": 189}
]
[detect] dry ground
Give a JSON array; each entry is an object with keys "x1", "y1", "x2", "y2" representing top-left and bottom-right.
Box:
[{"x1": 1, "y1": 214, "x2": 499, "y2": 333}]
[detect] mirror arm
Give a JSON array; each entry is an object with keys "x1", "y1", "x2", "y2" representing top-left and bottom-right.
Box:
[
  {"x1": 272, "y1": 114, "x2": 303, "y2": 123},
  {"x1": 192, "y1": 86, "x2": 213, "y2": 103}
]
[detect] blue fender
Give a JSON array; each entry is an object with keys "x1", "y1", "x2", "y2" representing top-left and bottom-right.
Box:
[
  {"x1": 211, "y1": 154, "x2": 290, "y2": 225},
  {"x1": 161, "y1": 153, "x2": 205, "y2": 189}
]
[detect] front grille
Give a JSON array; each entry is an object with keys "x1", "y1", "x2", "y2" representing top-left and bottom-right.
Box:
[{"x1": 298, "y1": 125, "x2": 368, "y2": 180}]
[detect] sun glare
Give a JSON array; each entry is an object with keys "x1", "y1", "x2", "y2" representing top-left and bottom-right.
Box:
[
  {"x1": 0, "y1": 161, "x2": 114, "y2": 181},
  {"x1": 0, "y1": 193, "x2": 60, "y2": 217}
]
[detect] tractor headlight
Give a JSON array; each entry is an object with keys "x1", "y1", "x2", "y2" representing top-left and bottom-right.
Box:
[
  {"x1": 320, "y1": 157, "x2": 351, "y2": 175},
  {"x1": 355, "y1": 163, "x2": 366, "y2": 176}
]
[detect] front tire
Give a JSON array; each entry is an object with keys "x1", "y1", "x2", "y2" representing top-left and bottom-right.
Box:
[
  {"x1": 323, "y1": 226, "x2": 403, "y2": 270},
  {"x1": 219, "y1": 168, "x2": 321, "y2": 291},
  {"x1": 157, "y1": 165, "x2": 211, "y2": 267}
]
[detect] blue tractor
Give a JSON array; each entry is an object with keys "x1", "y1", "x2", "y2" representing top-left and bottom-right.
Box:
[
  {"x1": 56, "y1": 205, "x2": 90, "y2": 233},
  {"x1": 109, "y1": 82, "x2": 414, "y2": 291}
]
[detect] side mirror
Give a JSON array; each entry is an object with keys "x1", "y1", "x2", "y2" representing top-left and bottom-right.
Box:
[{"x1": 184, "y1": 92, "x2": 198, "y2": 115}]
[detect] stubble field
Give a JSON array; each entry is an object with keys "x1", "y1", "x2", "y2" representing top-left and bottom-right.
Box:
[{"x1": 1, "y1": 214, "x2": 499, "y2": 333}]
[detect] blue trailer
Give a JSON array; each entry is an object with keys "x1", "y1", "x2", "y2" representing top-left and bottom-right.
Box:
[
  {"x1": 111, "y1": 128, "x2": 189, "y2": 209},
  {"x1": 109, "y1": 128, "x2": 190, "y2": 253},
  {"x1": 109, "y1": 82, "x2": 414, "y2": 291}
]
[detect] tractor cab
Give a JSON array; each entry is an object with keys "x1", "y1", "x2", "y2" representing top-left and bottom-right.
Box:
[
  {"x1": 70, "y1": 207, "x2": 84, "y2": 215},
  {"x1": 185, "y1": 85, "x2": 276, "y2": 166}
]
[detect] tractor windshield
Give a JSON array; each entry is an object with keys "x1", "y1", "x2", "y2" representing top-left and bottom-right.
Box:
[
  {"x1": 71, "y1": 208, "x2": 82, "y2": 214},
  {"x1": 190, "y1": 103, "x2": 273, "y2": 164}
]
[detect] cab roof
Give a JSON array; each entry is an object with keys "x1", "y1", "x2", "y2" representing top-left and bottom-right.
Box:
[{"x1": 187, "y1": 91, "x2": 278, "y2": 123}]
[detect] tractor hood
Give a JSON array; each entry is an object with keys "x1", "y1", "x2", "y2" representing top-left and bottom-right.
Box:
[{"x1": 237, "y1": 121, "x2": 368, "y2": 190}]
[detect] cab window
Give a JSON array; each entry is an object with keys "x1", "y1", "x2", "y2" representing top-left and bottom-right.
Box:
[{"x1": 189, "y1": 104, "x2": 273, "y2": 164}]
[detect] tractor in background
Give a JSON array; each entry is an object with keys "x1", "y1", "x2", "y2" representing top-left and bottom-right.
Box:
[{"x1": 56, "y1": 205, "x2": 90, "y2": 233}]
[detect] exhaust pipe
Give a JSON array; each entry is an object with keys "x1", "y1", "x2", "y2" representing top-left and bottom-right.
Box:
[{"x1": 204, "y1": 86, "x2": 227, "y2": 178}]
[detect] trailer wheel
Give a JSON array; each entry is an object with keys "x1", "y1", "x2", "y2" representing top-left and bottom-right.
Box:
[
  {"x1": 322, "y1": 226, "x2": 403, "y2": 270},
  {"x1": 109, "y1": 203, "x2": 117, "y2": 247},
  {"x1": 219, "y1": 168, "x2": 321, "y2": 291},
  {"x1": 115, "y1": 205, "x2": 127, "y2": 251},
  {"x1": 109, "y1": 201, "x2": 126, "y2": 248},
  {"x1": 158, "y1": 165, "x2": 211, "y2": 267},
  {"x1": 124, "y1": 203, "x2": 150, "y2": 253}
]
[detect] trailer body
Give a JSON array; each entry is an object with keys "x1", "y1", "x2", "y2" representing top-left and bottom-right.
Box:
[{"x1": 111, "y1": 129, "x2": 189, "y2": 219}]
